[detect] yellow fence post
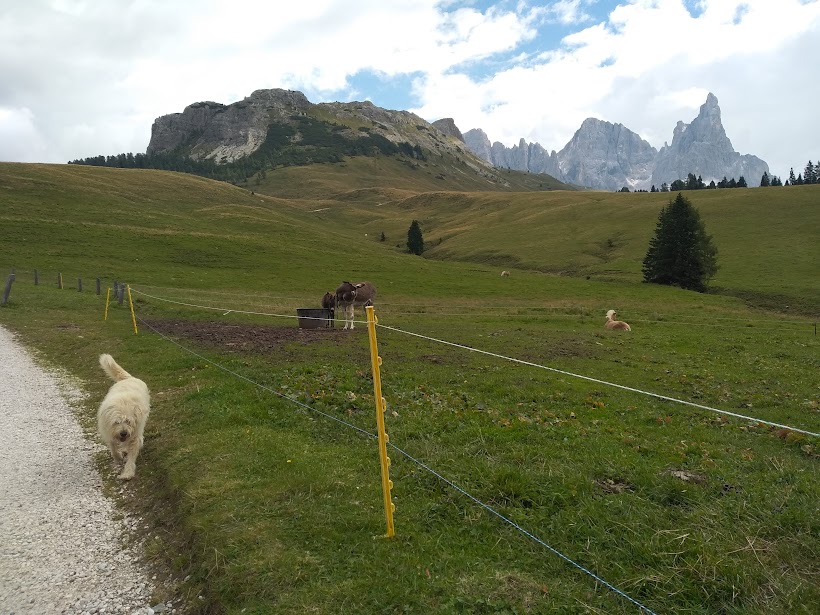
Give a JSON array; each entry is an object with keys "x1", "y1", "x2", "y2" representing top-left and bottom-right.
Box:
[
  {"x1": 366, "y1": 305, "x2": 395, "y2": 538},
  {"x1": 104, "y1": 288, "x2": 111, "y2": 321},
  {"x1": 126, "y1": 285, "x2": 138, "y2": 335}
]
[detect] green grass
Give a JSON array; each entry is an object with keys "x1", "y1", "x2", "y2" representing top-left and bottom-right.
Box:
[
  {"x1": 250, "y1": 152, "x2": 572, "y2": 199},
  {"x1": 1, "y1": 163, "x2": 818, "y2": 614}
]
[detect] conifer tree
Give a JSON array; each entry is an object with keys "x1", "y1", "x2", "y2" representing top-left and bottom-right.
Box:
[
  {"x1": 804, "y1": 161, "x2": 816, "y2": 184},
  {"x1": 407, "y1": 220, "x2": 424, "y2": 255},
  {"x1": 642, "y1": 193, "x2": 718, "y2": 292},
  {"x1": 760, "y1": 172, "x2": 770, "y2": 187}
]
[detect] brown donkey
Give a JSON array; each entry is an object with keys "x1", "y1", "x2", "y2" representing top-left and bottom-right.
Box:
[{"x1": 335, "y1": 281, "x2": 376, "y2": 330}]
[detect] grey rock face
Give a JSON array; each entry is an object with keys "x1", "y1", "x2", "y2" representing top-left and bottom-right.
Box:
[
  {"x1": 464, "y1": 128, "x2": 493, "y2": 162},
  {"x1": 146, "y1": 101, "x2": 224, "y2": 156},
  {"x1": 464, "y1": 120, "x2": 655, "y2": 190},
  {"x1": 147, "y1": 89, "x2": 311, "y2": 163},
  {"x1": 463, "y1": 93, "x2": 768, "y2": 190},
  {"x1": 464, "y1": 129, "x2": 565, "y2": 181},
  {"x1": 146, "y1": 91, "x2": 498, "y2": 178},
  {"x1": 432, "y1": 118, "x2": 465, "y2": 142},
  {"x1": 556, "y1": 118, "x2": 657, "y2": 191},
  {"x1": 651, "y1": 93, "x2": 768, "y2": 186}
]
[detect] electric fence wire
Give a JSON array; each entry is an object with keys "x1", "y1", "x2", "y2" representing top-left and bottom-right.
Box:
[
  {"x1": 386, "y1": 440, "x2": 659, "y2": 615},
  {"x1": 135, "y1": 314, "x2": 659, "y2": 615},
  {"x1": 375, "y1": 323, "x2": 820, "y2": 439},
  {"x1": 130, "y1": 287, "x2": 820, "y2": 438},
  {"x1": 130, "y1": 286, "x2": 815, "y2": 330}
]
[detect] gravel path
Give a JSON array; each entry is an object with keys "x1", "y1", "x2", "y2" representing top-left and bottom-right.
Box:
[{"x1": 0, "y1": 325, "x2": 158, "y2": 615}]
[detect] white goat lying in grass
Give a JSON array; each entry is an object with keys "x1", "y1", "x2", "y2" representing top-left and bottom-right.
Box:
[{"x1": 605, "y1": 309, "x2": 631, "y2": 331}]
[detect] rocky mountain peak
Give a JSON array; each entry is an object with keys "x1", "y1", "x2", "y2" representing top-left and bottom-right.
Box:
[
  {"x1": 148, "y1": 88, "x2": 313, "y2": 163},
  {"x1": 145, "y1": 89, "x2": 503, "y2": 183},
  {"x1": 245, "y1": 88, "x2": 311, "y2": 108},
  {"x1": 555, "y1": 118, "x2": 657, "y2": 190},
  {"x1": 432, "y1": 118, "x2": 465, "y2": 142},
  {"x1": 462, "y1": 92, "x2": 768, "y2": 190},
  {"x1": 651, "y1": 92, "x2": 766, "y2": 186},
  {"x1": 463, "y1": 128, "x2": 493, "y2": 162}
]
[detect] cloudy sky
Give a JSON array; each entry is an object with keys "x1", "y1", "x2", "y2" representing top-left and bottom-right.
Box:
[{"x1": 1, "y1": 0, "x2": 818, "y2": 178}]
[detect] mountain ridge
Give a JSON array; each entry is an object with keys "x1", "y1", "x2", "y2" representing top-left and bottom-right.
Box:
[
  {"x1": 462, "y1": 93, "x2": 769, "y2": 190},
  {"x1": 145, "y1": 89, "x2": 767, "y2": 193}
]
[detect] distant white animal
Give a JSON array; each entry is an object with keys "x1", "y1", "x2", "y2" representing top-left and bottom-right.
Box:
[
  {"x1": 97, "y1": 354, "x2": 151, "y2": 480},
  {"x1": 501, "y1": 271, "x2": 510, "y2": 277},
  {"x1": 335, "y1": 281, "x2": 376, "y2": 330},
  {"x1": 605, "y1": 309, "x2": 631, "y2": 331}
]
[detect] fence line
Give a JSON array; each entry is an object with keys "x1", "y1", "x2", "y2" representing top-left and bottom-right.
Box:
[
  {"x1": 130, "y1": 288, "x2": 318, "y2": 322},
  {"x1": 127, "y1": 284, "x2": 815, "y2": 329},
  {"x1": 130, "y1": 287, "x2": 819, "y2": 438},
  {"x1": 136, "y1": 315, "x2": 658, "y2": 615},
  {"x1": 137, "y1": 317, "x2": 376, "y2": 438},
  {"x1": 387, "y1": 440, "x2": 658, "y2": 614},
  {"x1": 376, "y1": 323, "x2": 820, "y2": 439}
]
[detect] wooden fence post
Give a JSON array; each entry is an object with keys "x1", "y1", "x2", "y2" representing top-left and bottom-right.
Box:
[
  {"x1": 57, "y1": 272, "x2": 63, "y2": 289},
  {"x1": 2, "y1": 274, "x2": 14, "y2": 306},
  {"x1": 96, "y1": 278, "x2": 101, "y2": 295},
  {"x1": 118, "y1": 284, "x2": 125, "y2": 305},
  {"x1": 78, "y1": 278, "x2": 83, "y2": 292},
  {"x1": 34, "y1": 270, "x2": 39, "y2": 286}
]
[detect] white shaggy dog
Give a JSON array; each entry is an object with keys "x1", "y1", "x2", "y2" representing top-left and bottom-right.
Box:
[{"x1": 97, "y1": 354, "x2": 150, "y2": 480}]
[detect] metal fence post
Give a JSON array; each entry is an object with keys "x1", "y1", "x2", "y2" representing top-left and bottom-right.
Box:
[{"x1": 1, "y1": 274, "x2": 14, "y2": 306}]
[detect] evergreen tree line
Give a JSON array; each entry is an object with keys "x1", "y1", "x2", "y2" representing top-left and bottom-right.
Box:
[
  {"x1": 624, "y1": 173, "x2": 752, "y2": 193},
  {"x1": 622, "y1": 159, "x2": 819, "y2": 192},
  {"x1": 69, "y1": 116, "x2": 426, "y2": 185},
  {"x1": 782, "y1": 160, "x2": 820, "y2": 185}
]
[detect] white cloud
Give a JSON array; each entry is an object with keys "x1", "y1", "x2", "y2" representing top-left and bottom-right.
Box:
[
  {"x1": 0, "y1": 107, "x2": 50, "y2": 162},
  {"x1": 412, "y1": 0, "x2": 820, "y2": 175},
  {"x1": 545, "y1": 0, "x2": 595, "y2": 25},
  {"x1": 0, "y1": 0, "x2": 818, "y2": 177}
]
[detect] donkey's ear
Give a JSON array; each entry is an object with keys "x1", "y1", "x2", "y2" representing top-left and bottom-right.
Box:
[{"x1": 354, "y1": 283, "x2": 364, "y2": 289}]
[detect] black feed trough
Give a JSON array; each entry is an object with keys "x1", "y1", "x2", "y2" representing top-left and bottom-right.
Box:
[{"x1": 296, "y1": 308, "x2": 333, "y2": 329}]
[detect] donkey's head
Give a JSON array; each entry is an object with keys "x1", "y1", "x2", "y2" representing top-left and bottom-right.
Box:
[
  {"x1": 335, "y1": 281, "x2": 375, "y2": 306},
  {"x1": 321, "y1": 292, "x2": 336, "y2": 309},
  {"x1": 335, "y1": 281, "x2": 359, "y2": 305}
]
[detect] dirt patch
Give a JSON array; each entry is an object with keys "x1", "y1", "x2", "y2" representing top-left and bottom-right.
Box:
[
  {"x1": 595, "y1": 477, "x2": 634, "y2": 495},
  {"x1": 143, "y1": 319, "x2": 350, "y2": 354},
  {"x1": 665, "y1": 469, "x2": 707, "y2": 484}
]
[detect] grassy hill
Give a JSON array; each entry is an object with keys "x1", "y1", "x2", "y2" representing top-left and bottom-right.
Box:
[
  {"x1": 4, "y1": 163, "x2": 817, "y2": 312},
  {"x1": 249, "y1": 153, "x2": 571, "y2": 199},
  {"x1": 0, "y1": 163, "x2": 818, "y2": 614}
]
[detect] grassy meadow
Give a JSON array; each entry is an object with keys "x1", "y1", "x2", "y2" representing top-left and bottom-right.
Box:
[{"x1": 0, "y1": 162, "x2": 818, "y2": 614}]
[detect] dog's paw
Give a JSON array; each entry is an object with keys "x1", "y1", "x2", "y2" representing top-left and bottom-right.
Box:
[{"x1": 117, "y1": 471, "x2": 135, "y2": 481}]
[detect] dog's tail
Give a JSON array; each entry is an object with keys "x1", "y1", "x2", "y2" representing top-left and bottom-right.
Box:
[{"x1": 99, "y1": 354, "x2": 133, "y2": 381}]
